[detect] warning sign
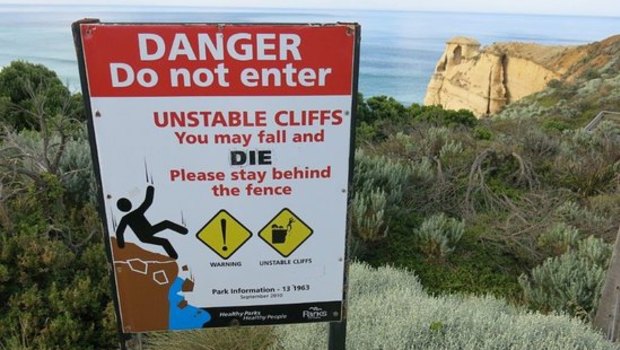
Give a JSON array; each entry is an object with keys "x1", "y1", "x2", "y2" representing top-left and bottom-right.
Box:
[
  {"x1": 259, "y1": 208, "x2": 313, "y2": 257},
  {"x1": 196, "y1": 210, "x2": 252, "y2": 260},
  {"x1": 73, "y1": 20, "x2": 359, "y2": 333}
]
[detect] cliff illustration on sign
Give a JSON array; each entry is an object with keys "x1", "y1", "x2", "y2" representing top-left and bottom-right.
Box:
[
  {"x1": 110, "y1": 238, "x2": 210, "y2": 332},
  {"x1": 424, "y1": 35, "x2": 620, "y2": 116}
]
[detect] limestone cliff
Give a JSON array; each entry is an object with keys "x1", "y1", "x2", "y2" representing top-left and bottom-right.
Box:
[{"x1": 424, "y1": 35, "x2": 620, "y2": 116}]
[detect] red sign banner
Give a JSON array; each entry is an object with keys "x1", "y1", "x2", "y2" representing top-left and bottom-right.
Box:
[{"x1": 80, "y1": 24, "x2": 355, "y2": 97}]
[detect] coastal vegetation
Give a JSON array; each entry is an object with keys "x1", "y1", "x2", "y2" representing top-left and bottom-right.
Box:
[
  {"x1": 148, "y1": 263, "x2": 620, "y2": 350},
  {"x1": 0, "y1": 53, "x2": 618, "y2": 349}
]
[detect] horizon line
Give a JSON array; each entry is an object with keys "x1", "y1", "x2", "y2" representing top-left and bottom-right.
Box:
[{"x1": 0, "y1": 3, "x2": 619, "y2": 19}]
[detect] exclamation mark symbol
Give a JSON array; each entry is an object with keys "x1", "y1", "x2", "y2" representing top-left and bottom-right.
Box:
[{"x1": 221, "y1": 218, "x2": 228, "y2": 251}]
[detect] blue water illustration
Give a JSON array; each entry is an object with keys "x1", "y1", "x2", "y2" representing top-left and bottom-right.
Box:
[{"x1": 168, "y1": 277, "x2": 211, "y2": 330}]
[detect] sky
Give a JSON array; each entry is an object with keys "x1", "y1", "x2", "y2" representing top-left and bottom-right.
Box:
[{"x1": 1, "y1": 0, "x2": 619, "y2": 17}]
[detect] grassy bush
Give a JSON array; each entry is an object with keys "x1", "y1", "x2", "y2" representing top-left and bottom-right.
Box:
[
  {"x1": 537, "y1": 222, "x2": 581, "y2": 256},
  {"x1": 519, "y1": 236, "x2": 612, "y2": 320},
  {"x1": 351, "y1": 188, "x2": 388, "y2": 242},
  {"x1": 3, "y1": 127, "x2": 96, "y2": 205},
  {"x1": 272, "y1": 263, "x2": 618, "y2": 349},
  {"x1": 146, "y1": 326, "x2": 276, "y2": 350},
  {"x1": 553, "y1": 143, "x2": 617, "y2": 196},
  {"x1": 351, "y1": 149, "x2": 411, "y2": 243},
  {"x1": 555, "y1": 200, "x2": 614, "y2": 239},
  {"x1": 413, "y1": 213, "x2": 464, "y2": 258},
  {"x1": 56, "y1": 128, "x2": 97, "y2": 205}
]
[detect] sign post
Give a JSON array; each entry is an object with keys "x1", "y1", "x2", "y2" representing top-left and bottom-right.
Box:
[{"x1": 73, "y1": 20, "x2": 359, "y2": 346}]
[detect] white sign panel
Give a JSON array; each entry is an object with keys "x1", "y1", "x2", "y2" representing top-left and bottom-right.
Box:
[{"x1": 74, "y1": 21, "x2": 359, "y2": 332}]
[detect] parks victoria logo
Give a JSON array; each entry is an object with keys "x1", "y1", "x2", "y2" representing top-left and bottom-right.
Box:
[{"x1": 302, "y1": 306, "x2": 329, "y2": 320}]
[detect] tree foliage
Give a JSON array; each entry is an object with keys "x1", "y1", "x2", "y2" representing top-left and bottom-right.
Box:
[
  {"x1": 0, "y1": 61, "x2": 83, "y2": 131},
  {"x1": 0, "y1": 61, "x2": 115, "y2": 349},
  {"x1": 355, "y1": 95, "x2": 478, "y2": 142}
]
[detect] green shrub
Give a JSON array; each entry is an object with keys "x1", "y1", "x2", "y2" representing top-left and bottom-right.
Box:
[
  {"x1": 521, "y1": 128, "x2": 560, "y2": 158},
  {"x1": 577, "y1": 235, "x2": 613, "y2": 268},
  {"x1": 415, "y1": 105, "x2": 477, "y2": 127},
  {"x1": 0, "y1": 233, "x2": 116, "y2": 349},
  {"x1": 351, "y1": 149, "x2": 411, "y2": 243},
  {"x1": 495, "y1": 95, "x2": 551, "y2": 120},
  {"x1": 363, "y1": 220, "x2": 525, "y2": 298},
  {"x1": 473, "y1": 126, "x2": 493, "y2": 140},
  {"x1": 519, "y1": 236, "x2": 611, "y2": 320},
  {"x1": 547, "y1": 79, "x2": 564, "y2": 89},
  {"x1": 355, "y1": 97, "x2": 478, "y2": 143},
  {"x1": 413, "y1": 213, "x2": 464, "y2": 258},
  {"x1": 438, "y1": 140, "x2": 464, "y2": 163},
  {"x1": 273, "y1": 263, "x2": 618, "y2": 350},
  {"x1": 0, "y1": 61, "x2": 80, "y2": 131},
  {"x1": 537, "y1": 223, "x2": 581, "y2": 256},
  {"x1": 583, "y1": 68, "x2": 602, "y2": 81},
  {"x1": 354, "y1": 121, "x2": 378, "y2": 144},
  {"x1": 419, "y1": 126, "x2": 450, "y2": 157},
  {"x1": 589, "y1": 194, "x2": 620, "y2": 222},
  {"x1": 3, "y1": 126, "x2": 96, "y2": 205},
  {"x1": 351, "y1": 188, "x2": 387, "y2": 242},
  {"x1": 353, "y1": 149, "x2": 411, "y2": 206},
  {"x1": 542, "y1": 118, "x2": 572, "y2": 132},
  {"x1": 594, "y1": 120, "x2": 620, "y2": 143},
  {"x1": 358, "y1": 95, "x2": 407, "y2": 125},
  {"x1": 410, "y1": 158, "x2": 435, "y2": 183},
  {"x1": 552, "y1": 129, "x2": 619, "y2": 196},
  {"x1": 57, "y1": 131, "x2": 97, "y2": 205},
  {"x1": 555, "y1": 200, "x2": 612, "y2": 238}
]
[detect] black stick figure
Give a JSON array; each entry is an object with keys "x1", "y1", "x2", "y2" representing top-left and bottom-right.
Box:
[{"x1": 116, "y1": 185, "x2": 187, "y2": 259}]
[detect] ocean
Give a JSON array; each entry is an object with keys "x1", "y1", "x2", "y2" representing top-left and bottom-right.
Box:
[{"x1": 0, "y1": 5, "x2": 619, "y2": 104}]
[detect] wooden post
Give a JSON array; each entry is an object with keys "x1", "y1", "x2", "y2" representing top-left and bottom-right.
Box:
[
  {"x1": 593, "y1": 226, "x2": 620, "y2": 341},
  {"x1": 328, "y1": 321, "x2": 347, "y2": 350}
]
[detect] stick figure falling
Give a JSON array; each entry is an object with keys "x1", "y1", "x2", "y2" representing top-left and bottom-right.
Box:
[{"x1": 115, "y1": 185, "x2": 188, "y2": 259}]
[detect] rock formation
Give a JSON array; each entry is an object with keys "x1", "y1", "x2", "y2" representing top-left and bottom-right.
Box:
[
  {"x1": 424, "y1": 35, "x2": 620, "y2": 116},
  {"x1": 110, "y1": 238, "x2": 210, "y2": 332},
  {"x1": 111, "y1": 238, "x2": 179, "y2": 332}
]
